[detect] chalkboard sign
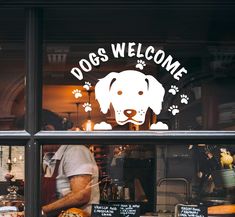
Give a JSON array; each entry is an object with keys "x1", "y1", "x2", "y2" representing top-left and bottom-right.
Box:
[
  {"x1": 92, "y1": 204, "x2": 141, "y2": 217},
  {"x1": 119, "y1": 204, "x2": 141, "y2": 217},
  {"x1": 91, "y1": 204, "x2": 119, "y2": 217},
  {"x1": 175, "y1": 204, "x2": 207, "y2": 217}
]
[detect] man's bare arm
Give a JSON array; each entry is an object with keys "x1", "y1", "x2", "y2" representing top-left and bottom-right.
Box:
[{"x1": 42, "y1": 175, "x2": 92, "y2": 216}]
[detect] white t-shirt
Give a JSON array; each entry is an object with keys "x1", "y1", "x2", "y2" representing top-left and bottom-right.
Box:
[{"x1": 52, "y1": 145, "x2": 100, "y2": 214}]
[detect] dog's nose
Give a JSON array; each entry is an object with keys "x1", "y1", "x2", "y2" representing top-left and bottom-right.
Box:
[{"x1": 124, "y1": 109, "x2": 137, "y2": 118}]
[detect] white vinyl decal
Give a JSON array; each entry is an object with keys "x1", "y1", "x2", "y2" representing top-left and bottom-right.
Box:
[
  {"x1": 95, "y1": 70, "x2": 165, "y2": 125},
  {"x1": 83, "y1": 102, "x2": 92, "y2": 112},
  {"x1": 70, "y1": 42, "x2": 191, "y2": 130},
  {"x1": 168, "y1": 85, "x2": 179, "y2": 95},
  {"x1": 150, "y1": 122, "x2": 169, "y2": 130},
  {"x1": 83, "y1": 81, "x2": 92, "y2": 91},
  {"x1": 135, "y1": 60, "x2": 146, "y2": 70},
  {"x1": 180, "y1": 94, "x2": 189, "y2": 104},
  {"x1": 168, "y1": 105, "x2": 180, "y2": 115},
  {"x1": 94, "y1": 122, "x2": 112, "y2": 130},
  {"x1": 72, "y1": 89, "x2": 82, "y2": 98}
]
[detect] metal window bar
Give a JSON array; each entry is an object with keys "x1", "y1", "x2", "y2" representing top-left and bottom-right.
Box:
[
  {"x1": 24, "y1": 7, "x2": 43, "y2": 217},
  {"x1": 0, "y1": 1, "x2": 235, "y2": 8}
]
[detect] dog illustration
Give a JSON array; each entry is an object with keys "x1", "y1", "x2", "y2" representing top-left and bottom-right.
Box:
[{"x1": 95, "y1": 70, "x2": 165, "y2": 125}]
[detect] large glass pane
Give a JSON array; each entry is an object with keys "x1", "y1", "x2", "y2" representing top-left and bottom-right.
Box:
[
  {"x1": 0, "y1": 145, "x2": 25, "y2": 215},
  {"x1": 40, "y1": 143, "x2": 235, "y2": 216},
  {"x1": 43, "y1": 7, "x2": 235, "y2": 130},
  {"x1": 0, "y1": 9, "x2": 25, "y2": 130},
  {"x1": 156, "y1": 143, "x2": 235, "y2": 216}
]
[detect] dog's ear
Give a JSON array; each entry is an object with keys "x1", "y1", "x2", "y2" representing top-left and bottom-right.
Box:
[
  {"x1": 95, "y1": 72, "x2": 118, "y2": 114},
  {"x1": 145, "y1": 75, "x2": 165, "y2": 115}
]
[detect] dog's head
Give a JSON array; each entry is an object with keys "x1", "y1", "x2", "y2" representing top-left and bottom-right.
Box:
[{"x1": 95, "y1": 70, "x2": 165, "y2": 125}]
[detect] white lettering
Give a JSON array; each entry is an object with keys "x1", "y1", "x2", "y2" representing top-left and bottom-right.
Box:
[
  {"x1": 111, "y1": 42, "x2": 125, "y2": 58},
  {"x1": 154, "y1": 49, "x2": 165, "y2": 64},
  {"x1": 128, "y1": 42, "x2": 136, "y2": 57},
  {"x1": 136, "y1": 43, "x2": 144, "y2": 58},
  {"x1": 70, "y1": 43, "x2": 188, "y2": 82},
  {"x1": 98, "y1": 48, "x2": 109, "y2": 62},
  {"x1": 89, "y1": 53, "x2": 100, "y2": 66},
  {"x1": 174, "y1": 67, "x2": 187, "y2": 80},
  {"x1": 70, "y1": 67, "x2": 83, "y2": 80},
  {"x1": 145, "y1": 46, "x2": 155, "y2": 60},
  {"x1": 161, "y1": 55, "x2": 181, "y2": 75},
  {"x1": 79, "y1": 59, "x2": 92, "y2": 72}
]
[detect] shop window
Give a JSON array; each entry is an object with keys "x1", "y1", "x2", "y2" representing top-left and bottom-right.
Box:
[
  {"x1": 0, "y1": 3, "x2": 233, "y2": 217},
  {"x1": 42, "y1": 42, "x2": 235, "y2": 131},
  {"x1": 42, "y1": 7, "x2": 235, "y2": 131},
  {"x1": 40, "y1": 143, "x2": 235, "y2": 216},
  {"x1": 0, "y1": 9, "x2": 25, "y2": 131}
]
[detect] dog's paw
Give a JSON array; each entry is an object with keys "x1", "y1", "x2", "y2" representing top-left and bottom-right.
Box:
[
  {"x1": 94, "y1": 122, "x2": 112, "y2": 130},
  {"x1": 150, "y1": 122, "x2": 169, "y2": 130},
  {"x1": 180, "y1": 94, "x2": 189, "y2": 104},
  {"x1": 136, "y1": 60, "x2": 146, "y2": 70},
  {"x1": 83, "y1": 102, "x2": 92, "y2": 112},
  {"x1": 72, "y1": 89, "x2": 82, "y2": 98},
  {"x1": 168, "y1": 105, "x2": 179, "y2": 115},
  {"x1": 83, "y1": 81, "x2": 92, "y2": 91},
  {"x1": 168, "y1": 85, "x2": 179, "y2": 95}
]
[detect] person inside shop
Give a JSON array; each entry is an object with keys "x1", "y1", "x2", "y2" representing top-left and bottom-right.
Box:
[
  {"x1": 42, "y1": 143, "x2": 100, "y2": 217},
  {"x1": 17, "y1": 110, "x2": 100, "y2": 217}
]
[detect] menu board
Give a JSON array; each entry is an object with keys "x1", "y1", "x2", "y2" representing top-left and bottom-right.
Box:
[
  {"x1": 175, "y1": 204, "x2": 207, "y2": 217},
  {"x1": 119, "y1": 204, "x2": 141, "y2": 217},
  {"x1": 91, "y1": 204, "x2": 119, "y2": 217},
  {"x1": 92, "y1": 204, "x2": 141, "y2": 217}
]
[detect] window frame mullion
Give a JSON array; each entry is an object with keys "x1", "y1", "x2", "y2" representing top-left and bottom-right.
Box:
[{"x1": 24, "y1": 7, "x2": 43, "y2": 217}]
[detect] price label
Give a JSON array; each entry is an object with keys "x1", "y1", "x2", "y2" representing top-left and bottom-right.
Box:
[
  {"x1": 91, "y1": 204, "x2": 119, "y2": 217},
  {"x1": 119, "y1": 204, "x2": 141, "y2": 217},
  {"x1": 175, "y1": 204, "x2": 207, "y2": 217}
]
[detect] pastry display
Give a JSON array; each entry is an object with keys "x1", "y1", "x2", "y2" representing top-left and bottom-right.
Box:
[
  {"x1": 0, "y1": 212, "x2": 24, "y2": 217},
  {"x1": 0, "y1": 186, "x2": 24, "y2": 217},
  {"x1": 58, "y1": 208, "x2": 89, "y2": 217}
]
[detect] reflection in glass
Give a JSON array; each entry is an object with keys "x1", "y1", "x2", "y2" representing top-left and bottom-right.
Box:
[
  {"x1": 42, "y1": 43, "x2": 235, "y2": 131},
  {"x1": 41, "y1": 143, "x2": 235, "y2": 215},
  {"x1": 0, "y1": 9, "x2": 25, "y2": 130},
  {"x1": 42, "y1": 8, "x2": 235, "y2": 130}
]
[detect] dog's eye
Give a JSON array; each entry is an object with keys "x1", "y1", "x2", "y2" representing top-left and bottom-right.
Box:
[
  {"x1": 138, "y1": 91, "x2": 144, "y2": 95},
  {"x1": 117, "y1": 90, "x2": 123, "y2": 95}
]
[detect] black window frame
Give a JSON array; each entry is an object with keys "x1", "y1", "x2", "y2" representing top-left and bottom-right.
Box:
[{"x1": 0, "y1": 2, "x2": 235, "y2": 217}]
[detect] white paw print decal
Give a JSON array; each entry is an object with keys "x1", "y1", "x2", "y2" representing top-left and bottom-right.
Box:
[
  {"x1": 168, "y1": 105, "x2": 179, "y2": 115},
  {"x1": 136, "y1": 60, "x2": 146, "y2": 70},
  {"x1": 180, "y1": 94, "x2": 189, "y2": 104},
  {"x1": 72, "y1": 89, "x2": 82, "y2": 98},
  {"x1": 168, "y1": 85, "x2": 179, "y2": 95},
  {"x1": 83, "y1": 81, "x2": 92, "y2": 91},
  {"x1": 83, "y1": 102, "x2": 92, "y2": 112}
]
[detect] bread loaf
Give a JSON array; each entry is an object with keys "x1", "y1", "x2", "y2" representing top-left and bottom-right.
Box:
[{"x1": 58, "y1": 208, "x2": 89, "y2": 217}]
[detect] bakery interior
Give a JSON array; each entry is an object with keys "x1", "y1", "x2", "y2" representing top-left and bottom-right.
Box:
[{"x1": 0, "y1": 4, "x2": 235, "y2": 216}]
